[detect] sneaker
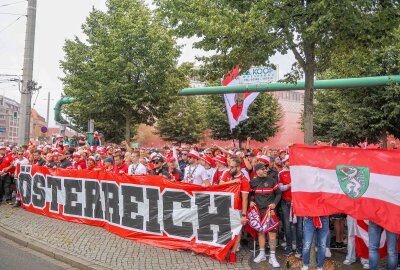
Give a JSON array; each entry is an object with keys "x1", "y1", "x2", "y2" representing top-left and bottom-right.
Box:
[
  {"x1": 362, "y1": 263, "x2": 370, "y2": 269},
  {"x1": 284, "y1": 249, "x2": 293, "y2": 256},
  {"x1": 295, "y1": 252, "x2": 302, "y2": 259},
  {"x1": 292, "y1": 243, "x2": 297, "y2": 250},
  {"x1": 317, "y1": 268, "x2": 323, "y2": 270},
  {"x1": 6, "y1": 199, "x2": 12, "y2": 205},
  {"x1": 13, "y1": 201, "x2": 21, "y2": 208},
  {"x1": 229, "y1": 252, "x2": 236, "y2": 263},
  {"x1": 301, "y1": 266, "x2": 309, "y2": 270},
  {"x1": 343, "y1": 259, "x2": 356, "y2": 265},
  {"x1": 253, "y1": 253, "x2": 266, "y2": 263},
  {"x1": 236, "y1": 244, "x2": 241, "y2": 252},
  {"x1": 269, "y1": 256, "x2": 280, "y2": 268},
  {"x1": 281, "y1": 241, "x2": 287, "y2": 248},
  {"x1": 325, "y1": 248, "x2": 332, "y2": 258},
  {"x1": 331, "y1": 242, "x2": 341, "y2": 249}
]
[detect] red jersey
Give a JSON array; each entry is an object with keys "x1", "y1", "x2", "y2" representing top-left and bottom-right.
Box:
[
  {"x1": 279, "y1": 169, "x2": 292, "y2": 201},
  {"x1": 0, "y1": 153, "x2": 16, "y2": 173},
  {"x1": 73, "y1": 159, "x2": 87, "y2": 170},
  {"x1": 113, "y1": 163, "x2": 128, "y2": 174},
  {"x1": 220, "y1": 171, "x2": 251, "y2": 193}
]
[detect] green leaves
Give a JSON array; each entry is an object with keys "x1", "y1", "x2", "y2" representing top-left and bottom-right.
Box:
[
  {"x1": 60, "y1": 0, "x2": 182, "y2": 142},
  {"x1": 205, "y1": 93, "x2": 281, "y2": 144}
]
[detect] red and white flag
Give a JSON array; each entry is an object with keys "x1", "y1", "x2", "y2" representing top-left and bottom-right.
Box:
[
  {"x1": 222, "y1": 66, "x2": 259, "y2": 130},
  {"x1": 355, "y1": 220, "x2": 388, "y2": 259},
  {"x1": 290, "y1": 144, "x2": 400, "y2": 234}
]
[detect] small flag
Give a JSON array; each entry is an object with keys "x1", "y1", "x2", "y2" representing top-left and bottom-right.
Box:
[{"x1": 223, "y1": 67, "x2": 259, "y2": 130}]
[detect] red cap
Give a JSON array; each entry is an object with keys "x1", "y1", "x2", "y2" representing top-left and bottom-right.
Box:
[
  {"x1": 200, "y1": 154, "x2": 212, "y2": 165},
  {"x1": 187, "y1": 150, "x2": 200, "y2": 160},
  {"x1": 214, "y1": 155, "x2": 228, "y2": 166},
  {"x1": 58, "y1": 150, "x2": 65, "y2": 155},
  {"x1": 257, "y1": 155, "x2": 270, "y2": 165},
  {"x1": 166, "y1": 157, "x2": 176, "y2": 163}
]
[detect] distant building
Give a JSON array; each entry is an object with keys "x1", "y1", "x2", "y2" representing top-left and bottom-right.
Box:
[
  {"x1": 0, "y1": 96, "x2": 20, "y2": 143},
  {"x1": 31, "y1": 108, "x2": 47, "y2": 141}
]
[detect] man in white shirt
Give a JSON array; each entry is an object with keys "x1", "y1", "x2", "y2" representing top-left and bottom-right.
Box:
[
  {"x1": 183, "y1": 150, "x2": 210, "y2": 187},
  {"x1": 128, "y1": 150, "x2": 147, "y2": 175}
]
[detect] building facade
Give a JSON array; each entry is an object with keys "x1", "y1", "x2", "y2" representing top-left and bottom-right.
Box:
[{"x1": 0, "y1": 96, "x2": 20, "y2": 143}]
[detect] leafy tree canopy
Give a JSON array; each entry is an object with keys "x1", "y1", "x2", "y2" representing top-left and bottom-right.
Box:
[{"x1": 61, "y1": 0, "x2": 185, "y2": 142}]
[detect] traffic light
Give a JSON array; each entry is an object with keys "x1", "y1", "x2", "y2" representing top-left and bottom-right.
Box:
[{"x1": 13, "y1": 111, "x2": 17, "y2": 120}]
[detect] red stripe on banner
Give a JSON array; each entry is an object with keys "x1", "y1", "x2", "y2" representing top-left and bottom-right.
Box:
[
  {"x1": 292, "y1": 192, "x2": 400, "y2": 234},
  {"x1": 222, "y1": 66, "x2": 240, "y2": 86},
  {"x1": 289, "y1": 144, "x2": 400, "y2": 176}
]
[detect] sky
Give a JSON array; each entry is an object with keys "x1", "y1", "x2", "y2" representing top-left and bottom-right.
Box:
[{"x1": 0, "y1": 0, "x2": 295, "y2": 127}]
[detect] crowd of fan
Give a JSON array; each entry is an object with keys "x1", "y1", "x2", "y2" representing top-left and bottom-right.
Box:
[{"x1": 0, "y1": 134, "x2": 398, "y2": 270}]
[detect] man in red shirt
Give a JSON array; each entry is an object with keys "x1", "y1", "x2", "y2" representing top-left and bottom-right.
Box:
[
  {"x1": 0, "y1": 146, "x2": 16, "y2": 204},
  {"x1": 279, "y1": 157, "x2": 303, "y2": 258},
  {"x1": 218, "y1": 156, "x2": 250, "y2": 263},
  {"x1": 113, "y1": 155, "x2": 128, "y2": 174}
]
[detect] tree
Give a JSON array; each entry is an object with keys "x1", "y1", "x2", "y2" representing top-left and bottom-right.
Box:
[
  {"x1": 313, "y1": 27, "x2": 400, "y2": 147},
  {"x1": 205, "y1": 93, "x2": 281, "y2": 146},
  {"x1": 155, "y1": 0, "x2": 400, "y2": 144},
  {"x1": 61, "y1": 0, "x2": 184, "y2": 142},
  {"x1": 156, "y1": 96, "x2": 208, "y2": 144}
]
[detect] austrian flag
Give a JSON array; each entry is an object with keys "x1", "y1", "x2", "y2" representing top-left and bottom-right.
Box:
[
  {"x1": 222, "y1": 66, "x2": 259, "y2": 130},
  {"x1": 290, "y1": 144, "x2": 400, "y2": 234}
]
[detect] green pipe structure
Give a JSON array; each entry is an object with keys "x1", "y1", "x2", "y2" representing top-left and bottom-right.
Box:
[
  {"x1": 179, "y1": 75, "x2": 400, "y2": 95},
  {"x1": 54, "y1": 96, "x2": 76, "y2": 125}
]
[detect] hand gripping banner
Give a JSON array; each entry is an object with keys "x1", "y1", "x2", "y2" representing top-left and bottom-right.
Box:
[{"x1": 16, "y1": 165, "x2": 243, "y2": 261}]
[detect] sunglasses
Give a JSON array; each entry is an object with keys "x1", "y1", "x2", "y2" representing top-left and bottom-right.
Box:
[
  {"x1": 17, "y1": 153, "x2": 23, "y2": 156},
  {"x1": 187, "y1": 156, "x2": 193, "y2": 159},
  {"x1": 229, "y1": 166, "x2": 237, "y2": 169},
  {"x1": 205, "y1": 152, "x2": 212, "y2": 155}
]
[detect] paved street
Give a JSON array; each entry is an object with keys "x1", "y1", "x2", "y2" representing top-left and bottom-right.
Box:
[
  {"x1": 0, "y1": 234, "x2": 77, "y2": 270},
  {"x1": 0, "y1": 204, "x2": 367, "y2": 270}
]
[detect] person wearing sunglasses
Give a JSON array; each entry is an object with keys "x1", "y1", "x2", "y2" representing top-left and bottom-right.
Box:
[
  {"x1": 183, "y1": 150, "x2": 210, "y2": 187},
  {"x1": 150, "y1": 156, "x2": 171, "y2": 179}
]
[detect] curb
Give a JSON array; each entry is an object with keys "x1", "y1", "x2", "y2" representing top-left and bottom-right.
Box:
[{"x1": 0, "y1": 224, "x2": 111, "y2": 270}]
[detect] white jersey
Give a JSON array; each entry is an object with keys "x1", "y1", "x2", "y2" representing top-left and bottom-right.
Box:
[
  {"x1": 184, "y1": 164, "x2": 208, "y2": 186},
  {"x1": 14, "y1": 158, "x2": 29, "y2": 167},
  {"x1": 128, "y1": 163, "x2": 147, "y2": 175}
]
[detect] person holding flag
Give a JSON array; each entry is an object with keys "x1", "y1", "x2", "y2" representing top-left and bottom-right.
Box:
[{"x1": 249, "y1": 163, "x2": 281, "y2": 267}]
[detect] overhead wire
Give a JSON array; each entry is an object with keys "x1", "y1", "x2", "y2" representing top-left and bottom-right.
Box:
[
  {"x1": 0, "y1": 0, "x2": 26, "y2": 8},
  {"x1": 0, "y1": 14, "x2": 24, "y2": 33}
]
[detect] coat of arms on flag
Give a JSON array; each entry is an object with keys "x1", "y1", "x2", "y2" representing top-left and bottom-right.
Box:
[{"x1": 336, "y1": 165, "x2": 370, "y2": 199}]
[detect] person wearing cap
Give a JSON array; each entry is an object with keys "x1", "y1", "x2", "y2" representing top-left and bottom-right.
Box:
[
  {"x1": 103, "y1": 157, "x2": 114, "y2": 172},
  {"x1": 178, "y1": 150, "x2": 189, "y2": 172},
  {"x1": 199, "y1": 154, "x2": 214, "y2": 183},
  {"x1": 166, "y1": 157, "x2": 183, "y2": 181},
  {"x1": 57, "y1": 151, "x2": 72, "y2": 169},
  {"x1": 87, "y1": 156, "x2": 98, "y2": 171},
  {"x1": 72, "y1": 152, "x2": 86, "y2": 170},
  {"x1": 250, "y1": 163, "x2": 281, "y2": 267},
  {"x1": 128, "y1": 151, "x2": 147, "y2": 176},
  {"x1": 150, "y1": 156, "x2": 171, "y2": 179},
  {"x1": 278, "y1": 157, "x2": 303, "y2": 258},
  {"x1": 113, "y1": 154, "x2": 128, "y2": 174},
  {"x1": 183, "y1": 150, "x2": 210, "y2": 187},
  {"x1": 217, "y1": 156, "x2": 250, "y2": 263},
  {"x1": 211, "y1": 154, "x2": 228, "y2": 185}
]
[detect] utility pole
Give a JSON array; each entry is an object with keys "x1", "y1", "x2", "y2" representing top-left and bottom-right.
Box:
[
  {"x1": 18, "y1": 0, "x2": 37, "y2": 145},
  {"x1": 46, "y1": 91, "x2": 50, "y2": 126}
]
